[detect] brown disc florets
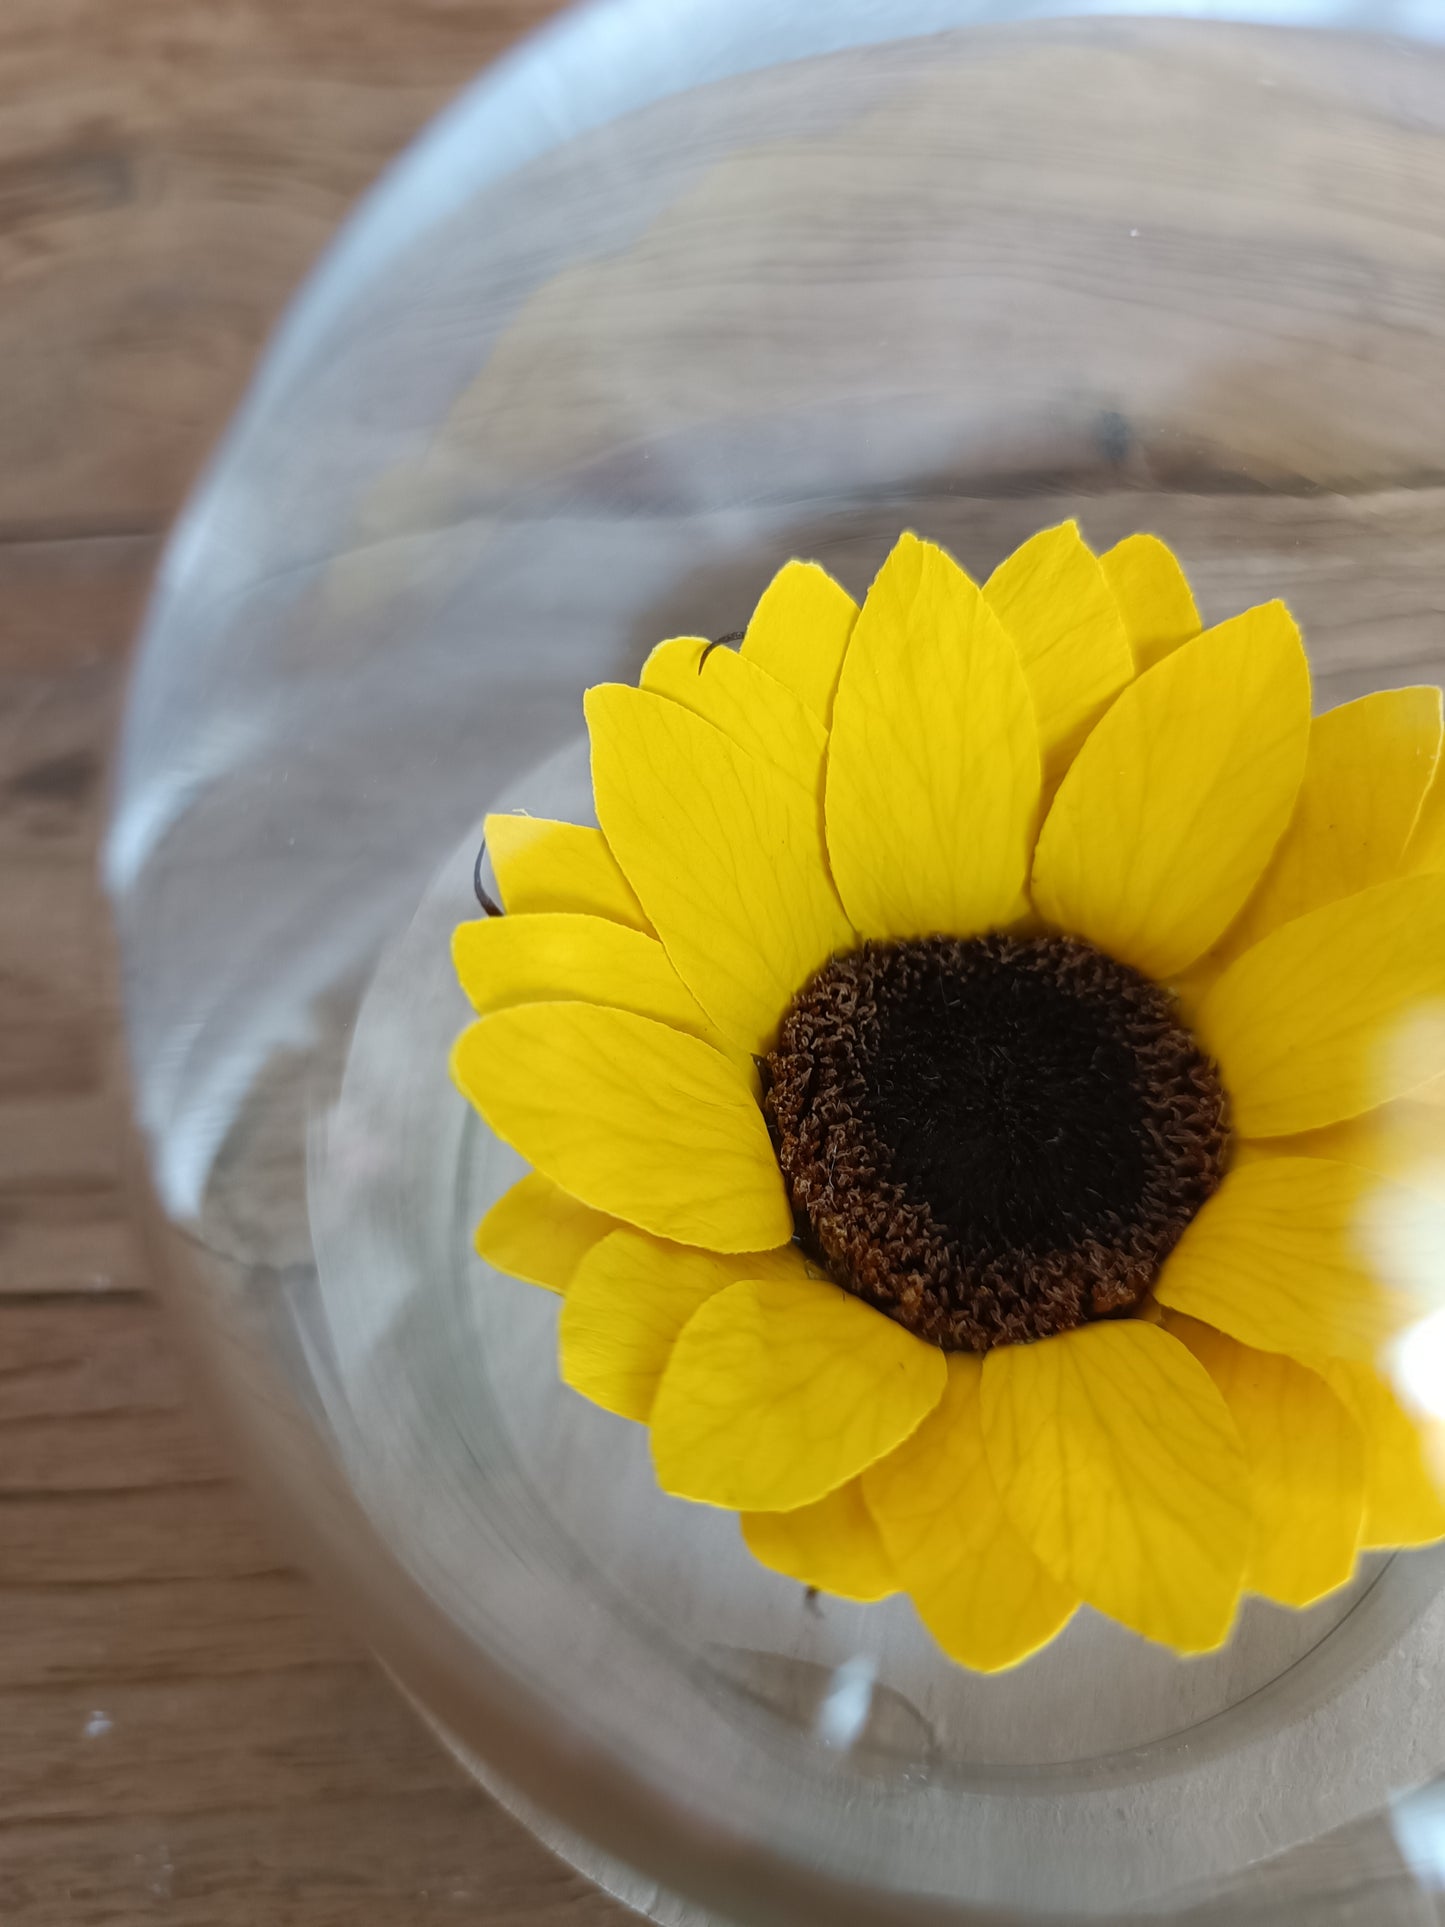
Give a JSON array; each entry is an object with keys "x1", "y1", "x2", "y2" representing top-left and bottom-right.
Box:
[{"x1": 762, "y1": 933, "x2": 1230, "y2": 1352}]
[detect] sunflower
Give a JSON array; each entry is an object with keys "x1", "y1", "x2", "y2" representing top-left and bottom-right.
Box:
[{"x1": 450, "y1": 522, "x2": 1445, "y2": 1670}]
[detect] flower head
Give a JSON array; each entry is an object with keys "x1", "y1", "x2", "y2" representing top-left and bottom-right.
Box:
[{"x1": 452, "y1": 522, "x2": 1445, "y2": 1669}]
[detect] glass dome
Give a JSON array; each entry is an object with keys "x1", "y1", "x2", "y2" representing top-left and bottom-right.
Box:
[{"x1": 107, "y1": 3, "x2": 1445, "y2": 1920}]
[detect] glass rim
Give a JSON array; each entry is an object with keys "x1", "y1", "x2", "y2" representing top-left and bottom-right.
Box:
[{"x1": 108, "y1": 4, "x2": 1445, "y2": 1920}]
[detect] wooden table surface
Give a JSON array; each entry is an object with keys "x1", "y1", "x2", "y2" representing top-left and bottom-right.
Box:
[{"x1": 0, "y1": 3, "x2": 635, "y2": 1920}]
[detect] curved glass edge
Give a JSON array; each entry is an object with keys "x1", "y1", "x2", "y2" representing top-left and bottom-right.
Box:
[
  {"x1": 103, "y1": 0, "x2": 1438, "y2": 898},
  {"x1": 99, "y1": 1, "x2": 1445, "y2": 1920}
]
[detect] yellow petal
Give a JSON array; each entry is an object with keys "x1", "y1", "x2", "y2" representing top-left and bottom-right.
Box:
[
  {"x1": 650, "y1": 1272, "x2": 946, "y2": 1512},
  {"x1": 1278, "y1": 1093, "x2": 1445, "y2": 1189},
  {"x1": 1098, "y1": 532, "x2": 1200, "y2": 672},
  {"x1": 561, "y1": 1229, "x2": 798, "y2": 1421},
  {"x1": 741, "y1": 1479, "x2": 897, "y2": 1602},
  {"x1": 862, "y1": 1356, "x2": 1076, "y2": 1671},
  {"x1": 1407, "y1": 753, "x2": 1445, "y2": 875},
  {"x1": 640, "y1": 636, "x2": 827, "y2": 797},
  {"x1": 983, "y1": 520, "x2": 1133, "y2": 772},
  {"x1": 452, "y1": 913, "x2": 716, "y2": 1043},
  {"x1": 980, "y1": 1321, "x2": 1249, "y2": 1653},
  {"x1": 739, "y1": 559, "x2": 858, "y2": 725},
  {"x1": 1169, "y1": 1314, "x2": 1363, "y2": 1608},
  {"x1": 1222, "y1": 687, "x2": 1442, "y2": 959},
  {"x1": 451, "y1": 1003, "x2": 791, "y2": 1251},
  {"x1": 484, "y1": 813, "x2": 650, "y2": 932},
  {"x1": 1315, "y1": 1358, "x2": 1445, "y2": 1548},
  {"x1": 587, "y1": 684, "x2": 854, "y2": 1055},
  {"x1": 474, "y1": 1170, "x2": 617, "y2": 1294},
  {"x1": 1154, "y1": 1157, "x2": 1415, "y2": 1363},
  {"x1": 1032, "y1": 602, "x2": 1311, "y2": 979},
  {"x1": 1197, "y1": 874, "x2": 1445, "y2": 1136},
  {"x1": 825, "y1": 533, "x2": 1041, "y2": 941}
]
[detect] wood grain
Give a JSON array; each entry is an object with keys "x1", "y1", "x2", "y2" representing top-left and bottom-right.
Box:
[
  {"x1": 0, "y1": 1, "x2": 552, "y2": 534},
  {"x1": 0, "y1": 0, "x2": 636, "y2": 1920}
]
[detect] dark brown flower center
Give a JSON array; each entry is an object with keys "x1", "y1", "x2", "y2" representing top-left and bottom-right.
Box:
[{"x1": 762, "y1": 934, "x2": 1230, "y2": 1352}]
